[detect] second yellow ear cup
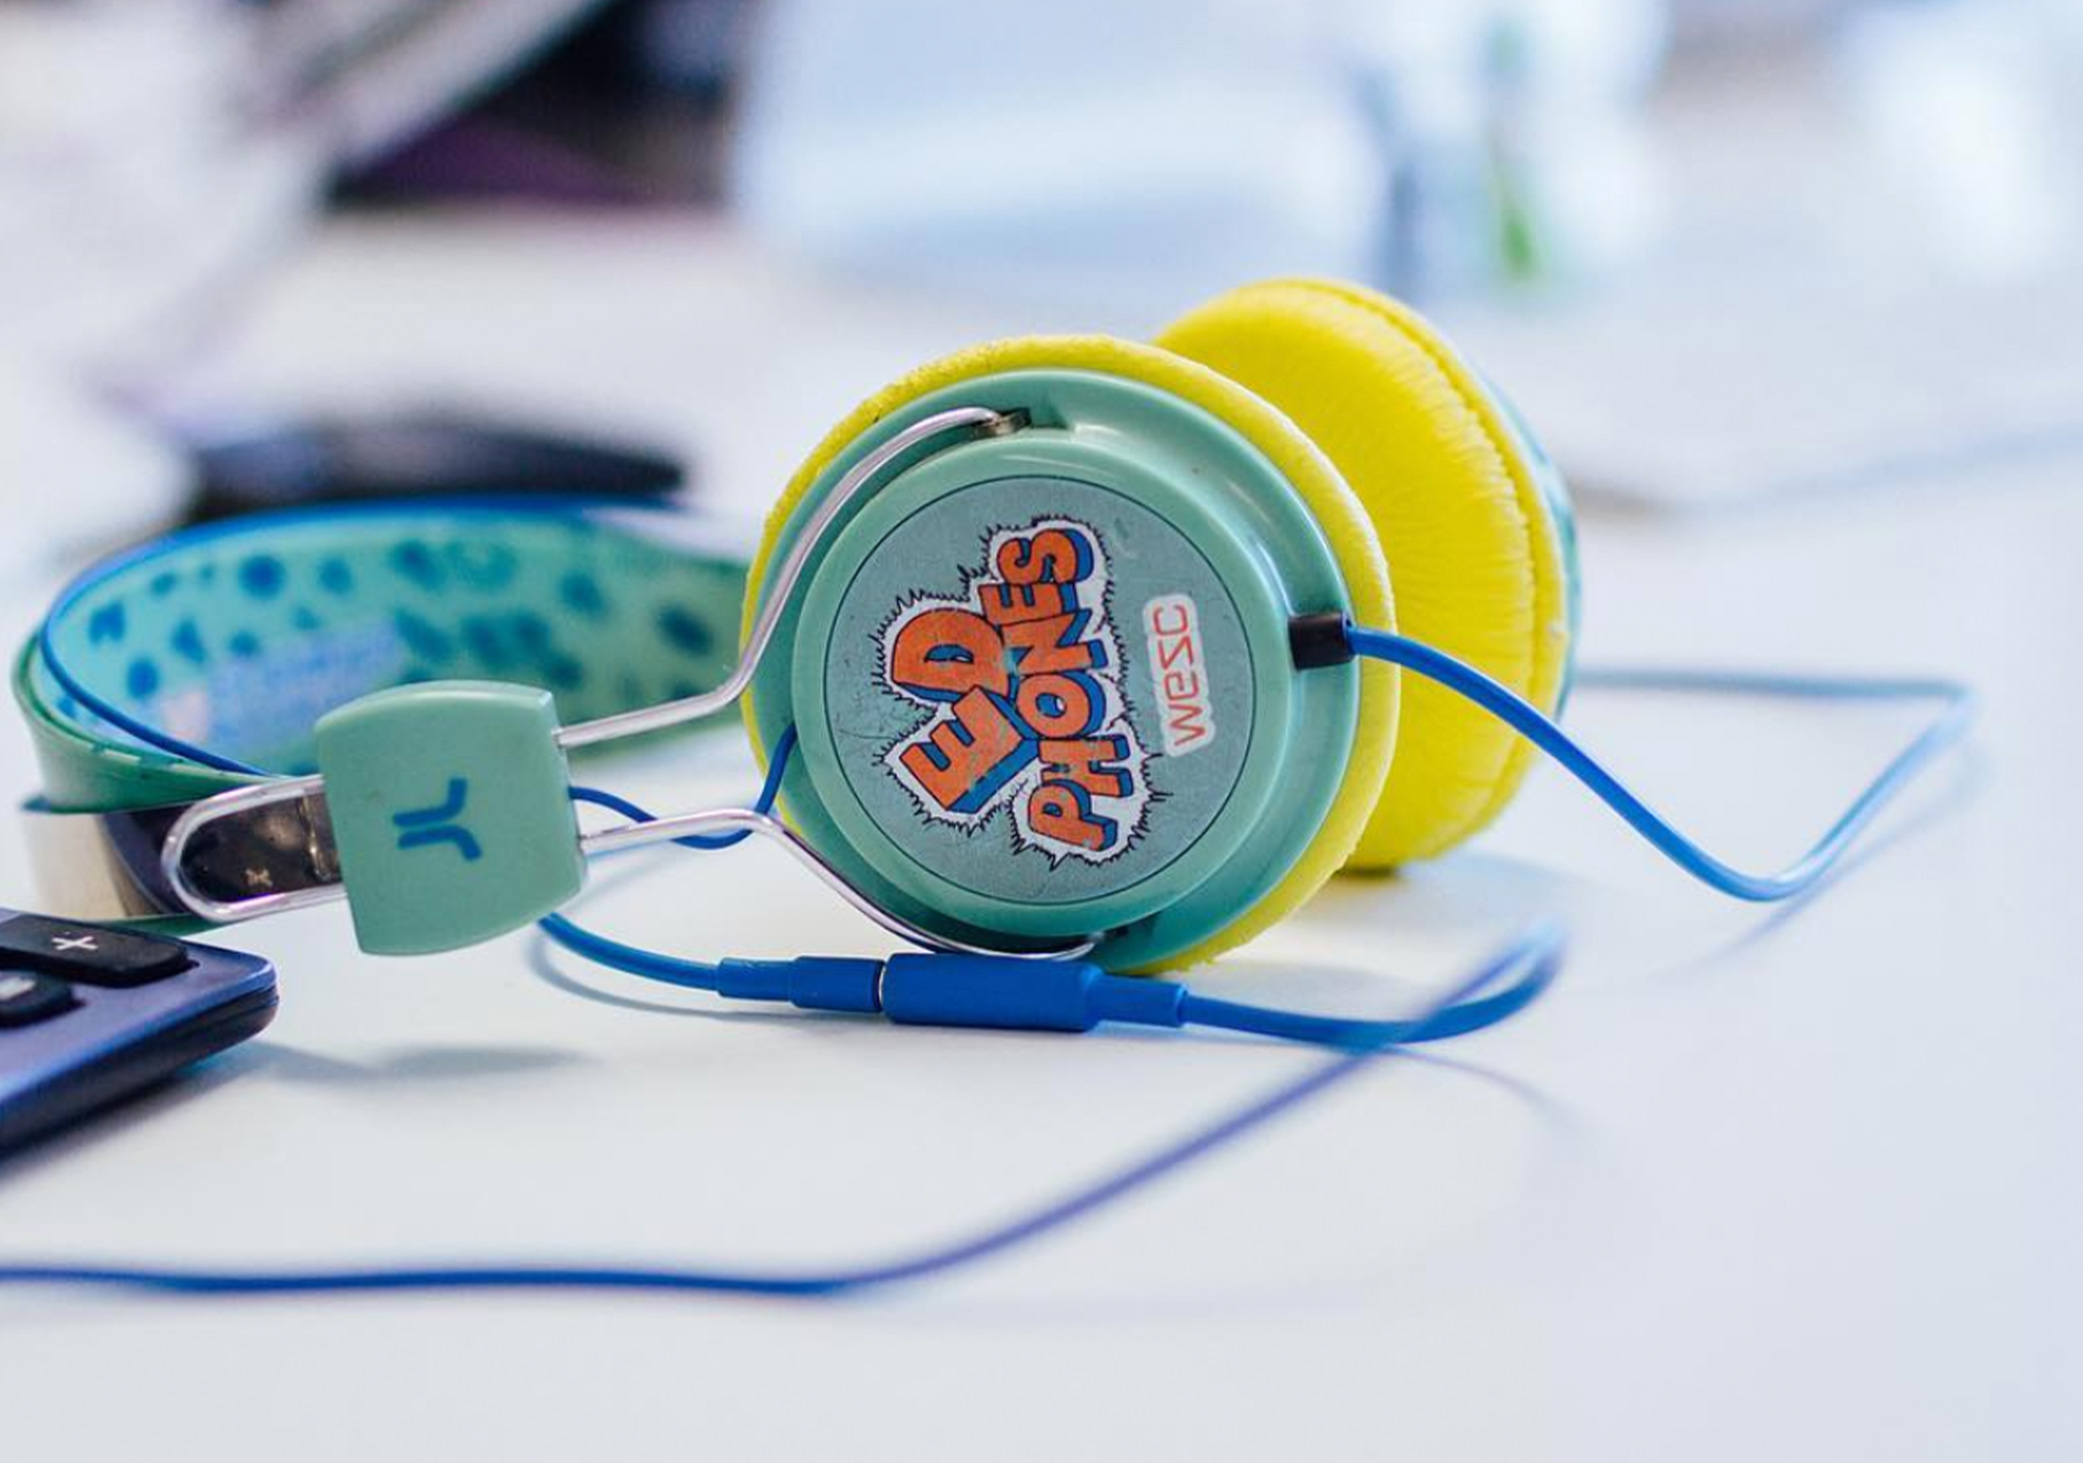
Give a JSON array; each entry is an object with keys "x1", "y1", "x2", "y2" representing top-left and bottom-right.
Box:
[
  {"x1": 746, "y1": 334, "x2": 1398, "y2": 971},
  {"x1": 1157, "y1": 279, "x2": 1573, "y2": 867}
]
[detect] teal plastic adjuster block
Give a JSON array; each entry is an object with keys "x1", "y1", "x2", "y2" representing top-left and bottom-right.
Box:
[{"x1": 314, "y1": 681, "x2": 584, "y2": 955}]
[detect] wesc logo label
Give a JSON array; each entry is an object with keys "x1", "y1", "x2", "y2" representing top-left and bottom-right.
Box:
[{"x1": 879, "y1": 519, "x2": 1150, "y2": 862}]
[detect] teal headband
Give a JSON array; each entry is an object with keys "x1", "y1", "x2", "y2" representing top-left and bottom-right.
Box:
[{"x1": 18, "y1": 501, "x2": 747, "y2": 925}]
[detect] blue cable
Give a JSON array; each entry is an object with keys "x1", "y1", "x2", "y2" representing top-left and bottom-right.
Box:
[
  {"x1": 1345, "y1": 625, "x2": 1976, "y2": 902},
  {"x1": 538, "y1": 625, "x2": 1977, "y2": 1038},
  {"x1": 2, "y1": 620, "x2": 1968, "y2": 1298},
  {"x1": 539, "y1": 726, "x2": 799, "y2": 972},
  {"x1": 1175, "y1": 981, "x2": 1542, "y2": 1047},
  {"x1": 543, "y1": 720, "x2": 1544, "y2": 1050},
  {"x1": 535, "y1": 903, "x2": 721, "y2": 989},
  {"x1": 0, "y1": 923, "x2": 1563, "y2": 1299},
  {"x1": 567, "y1": 726, "x2": 798, "y2": 856}
]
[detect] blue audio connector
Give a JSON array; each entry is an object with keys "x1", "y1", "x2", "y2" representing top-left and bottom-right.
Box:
[{"x1": 535, "y1": 920, "x2": 1548, "y2": 1049}]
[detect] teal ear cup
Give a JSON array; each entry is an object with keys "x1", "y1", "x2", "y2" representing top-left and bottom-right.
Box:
[{"x1": 744, "y1": 370, "x2": 1363, "y2": 971}]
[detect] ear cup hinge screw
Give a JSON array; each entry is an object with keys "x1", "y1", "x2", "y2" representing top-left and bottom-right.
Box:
[{"x1": 1288, "y1": 612, "x2": 1355, "y2": 670}]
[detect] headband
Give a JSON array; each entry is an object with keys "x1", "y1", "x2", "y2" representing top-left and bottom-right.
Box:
[{"x1": 18, "y1": 502, "x2": 747, "y2": 926}]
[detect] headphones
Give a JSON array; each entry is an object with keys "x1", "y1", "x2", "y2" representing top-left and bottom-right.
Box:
[
  {"x1": 17, "y1": 277, "x2": 1968, "y2": 996},
  {"x1": 0, "y1": 277, "x2": 1978, "y2": 1299}
]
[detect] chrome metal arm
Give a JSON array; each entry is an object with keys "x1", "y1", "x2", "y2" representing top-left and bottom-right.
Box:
[
  {"x1": 160, "y1": 774, "x2": 336, "y2": 922},
  {"x1": 23, "y1": 791, "x2": 334, "y2": 922},
  {"x1": 580, "y1": 807, "x2": 1095, "y2": 961},
  {"x1": 555, "y1": 405, "x2": 1022, "y2": 750}
]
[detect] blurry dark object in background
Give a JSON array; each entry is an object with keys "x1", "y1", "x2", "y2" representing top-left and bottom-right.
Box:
[
  {"x1": 338, "y1": 0, "x2": 758, "y2": 207},
  {"x1": 1, "y1": 0, "x2": 666, "y2": 376},
  {"x1": 183, "y1": 412, "x2": 686, "y2": 525}
]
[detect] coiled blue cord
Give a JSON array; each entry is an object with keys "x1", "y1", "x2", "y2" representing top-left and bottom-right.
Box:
[{"x1": 1345, "y1": 625, "x2": 1975, "y2": 901}]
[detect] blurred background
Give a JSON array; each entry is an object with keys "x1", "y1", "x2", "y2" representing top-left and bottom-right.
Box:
[{"x1": 2, "y1": 0, "x2": 2079, "y2": 570}]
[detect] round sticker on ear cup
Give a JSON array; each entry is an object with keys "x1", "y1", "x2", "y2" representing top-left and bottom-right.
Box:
[{"x1": 792, "y1": 459, "x2": 1292, "y2": 936}]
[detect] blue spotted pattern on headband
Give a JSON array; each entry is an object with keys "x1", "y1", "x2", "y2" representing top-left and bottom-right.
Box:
[{"x1": 27, "y1": 503, "x2": 748, "y2": 780}]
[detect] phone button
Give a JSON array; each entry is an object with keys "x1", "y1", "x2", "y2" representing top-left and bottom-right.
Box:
[
  {"x1": 0, "y1": 915, "x2": 193, "y2": 987},
  {"x1": 0, "y1": 970, "x2": 77, "y2": 1028}
]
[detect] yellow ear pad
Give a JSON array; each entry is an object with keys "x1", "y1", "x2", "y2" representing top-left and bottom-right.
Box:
[
  {"x1": 745, "y1": 334, "x2": 1398, "y2": 969},
  {"x1": 1156, "y1": 279, "x2": 1572, "y2": 867}
]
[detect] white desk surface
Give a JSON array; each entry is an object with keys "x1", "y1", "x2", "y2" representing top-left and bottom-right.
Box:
[{"x1": 4, "y1": 214, "x2": 2076, "y2": 1462}]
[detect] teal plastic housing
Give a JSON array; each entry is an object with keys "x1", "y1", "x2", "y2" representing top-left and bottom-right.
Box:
[
  {"x1": 746, "y1": 369, "x2": 1363, "y2": 971},
  {"x1": 315, "y1": 681, "x2": 584, "y2": 955}
]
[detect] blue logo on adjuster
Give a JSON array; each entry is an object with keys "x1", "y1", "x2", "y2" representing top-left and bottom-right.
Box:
[{"x1": 391, "y1": 777, "x2": 482, "y2": 862}]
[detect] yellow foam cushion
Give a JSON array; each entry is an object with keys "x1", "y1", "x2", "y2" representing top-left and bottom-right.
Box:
[
  {"x1": 744, "y1": 334, "x2": 1397, "y2": 971},
  {"x1": 1158, "y1": 280, "x2": 1572, "y2": 866}
]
